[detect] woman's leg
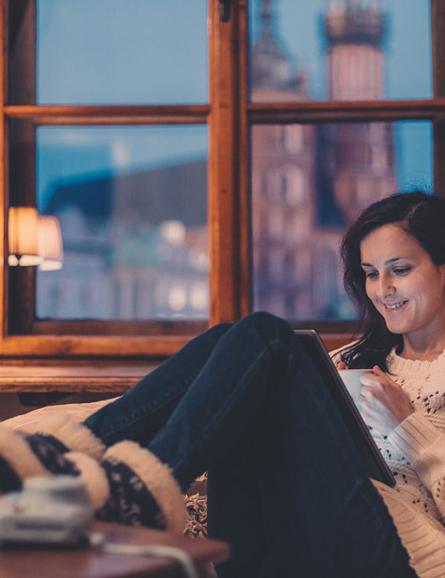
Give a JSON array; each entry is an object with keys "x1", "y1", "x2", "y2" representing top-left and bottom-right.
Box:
[
  {"x1": 206, "y1": 417, "x2": 270, "y2": 577},
  {"x1": 83, "y1": 322, "x2": 232, "y2": 448},
  {"x1": 145, "y1": 312, "x2": 416, "y2": 578}
]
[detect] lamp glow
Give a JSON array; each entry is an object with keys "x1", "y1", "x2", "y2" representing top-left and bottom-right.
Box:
[
  {"x1": 38, "y1": 215, "x2": 64, "y2": 271},
  {"x1": 8, "y1": 207, "x2": 42, "y2": 267}
]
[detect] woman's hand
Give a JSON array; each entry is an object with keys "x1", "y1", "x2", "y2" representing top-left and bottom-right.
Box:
[{"x1": 358, "y1": 366, "x2": 414, "y2": 436}]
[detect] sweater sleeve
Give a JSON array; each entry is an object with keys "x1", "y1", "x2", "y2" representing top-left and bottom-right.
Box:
[{"x1": 389, "y1": 412, "x2": 445, "y2": 518}]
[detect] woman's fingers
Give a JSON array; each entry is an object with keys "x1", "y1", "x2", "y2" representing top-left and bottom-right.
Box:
[
  {"x1": 359, "y1": 371, "x2": 381, "y2": 387},
  {"x1": 372, "y1": 365, "x2": 386, "y2": 376}
]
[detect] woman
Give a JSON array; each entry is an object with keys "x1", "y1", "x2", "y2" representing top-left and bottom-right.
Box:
[{"x1": 1, "y1": 191, "x2": 445, "y2": 578}]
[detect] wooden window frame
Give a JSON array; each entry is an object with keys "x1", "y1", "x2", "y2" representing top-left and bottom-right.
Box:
[
  {"x1": 0, "y1": 0, "x2": 247, "y2": 358},
  {"x1": 0, "y1": 0, "x2": 443, "y2": 359}
]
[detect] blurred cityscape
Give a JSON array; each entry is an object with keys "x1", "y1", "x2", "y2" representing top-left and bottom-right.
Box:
[
  {"x1": 37, "y1": 0, "x2": 396, "y2": 321},
  {"x1": 251, "y1": 0, "x2": 395, "y2": 319},
  {"x1": 38, "y1": 158, "x2": 209, "y2": 319}
]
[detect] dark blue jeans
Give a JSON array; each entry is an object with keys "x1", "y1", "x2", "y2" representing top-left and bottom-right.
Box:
[{"x1": 85, "y1": 312, "x2": 418, "y2": 578}]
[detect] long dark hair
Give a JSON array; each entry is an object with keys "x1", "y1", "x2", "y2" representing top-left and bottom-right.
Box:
[{"x1": 340, "y1": 191, "x2": 445, "y2": 370}]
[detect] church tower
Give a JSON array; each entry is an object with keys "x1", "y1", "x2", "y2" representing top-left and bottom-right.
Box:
[
  {"x1": 250, "y1": 0, "x2": 307, "y2": 101},
  {"x1": 325, "y1": 0, "x2": 386, "y2": 100},
  {"x1": 322, "y1": 0, "x2": 396, "y2": 224}
]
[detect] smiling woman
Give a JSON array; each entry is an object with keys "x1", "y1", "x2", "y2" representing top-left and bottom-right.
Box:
[
  {"x1": 340, "y1": 191, "x2": 445, "y2": 370},
  {"x1": 361, "y1": 224, "x2": 445, "y2": 355}
]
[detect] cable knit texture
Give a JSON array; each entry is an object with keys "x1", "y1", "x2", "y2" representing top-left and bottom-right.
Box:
[{"x1": 333, "y1": 347, "x2": 445, "y2": 578}]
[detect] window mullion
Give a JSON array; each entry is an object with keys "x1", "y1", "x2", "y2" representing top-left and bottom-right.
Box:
[
  {"x1": 5, "y1": 0, "x2": 37, "y2": 335},
  {"x1": 237, "y1": 0, "x2": 252, "y2": 317},
  {"x1": 432, "y1": 0, "x2": 445, "y2": 193},
  {"x1": 208, "y1": 0, "x2": 244, "y2": 324},
  {"x1": 0, "y1": 0, "x2": 6, "y2": 339}
]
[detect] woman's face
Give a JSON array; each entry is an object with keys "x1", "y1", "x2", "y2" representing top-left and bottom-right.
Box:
[{"x1": 360, "y1": 223, "x2": 445, "y2": 346}]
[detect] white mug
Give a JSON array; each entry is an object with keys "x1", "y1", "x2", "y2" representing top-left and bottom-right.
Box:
[{"x1": 338, "y1": 369, "x2": 372, "y2": 403}]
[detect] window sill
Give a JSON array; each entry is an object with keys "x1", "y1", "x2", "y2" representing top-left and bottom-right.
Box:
[{"x1": 0, "y1": 361, "x2": 155, "y2": 393}]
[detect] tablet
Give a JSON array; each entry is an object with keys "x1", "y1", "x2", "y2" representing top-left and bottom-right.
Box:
[{"x1": 293, "y1": 329, "x2": 396, "y2": 487}]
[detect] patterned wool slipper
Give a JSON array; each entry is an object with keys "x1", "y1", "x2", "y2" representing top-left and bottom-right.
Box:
[
  {"x1": 21, "y1": 413, "x2": 105, "y2": 460},
  {"x1": 0, "y1": 424, "x2": 80, "y2": 494},
  {"x1": 0, "y1": 430, "x2": 186, "y2": 533},
  {"x1": 87, "y1": 441, "x2": 186, "y2": 532},
  {"x1": 0, "y1": 414, "x2": 105, "y2": 494}
]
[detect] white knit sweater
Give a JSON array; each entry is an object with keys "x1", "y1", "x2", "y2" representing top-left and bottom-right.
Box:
[{"x1": 340, "y1": 349, "x2": 445, "y2": 578}]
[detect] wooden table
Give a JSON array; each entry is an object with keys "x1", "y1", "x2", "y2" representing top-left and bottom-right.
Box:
[{"x1": 0, "y1": 522, "x2": 229, "y2": 578}]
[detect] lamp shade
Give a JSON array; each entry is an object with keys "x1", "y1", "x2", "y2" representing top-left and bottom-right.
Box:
[
  {"x1": 38, "y1": 215, "x2": 64, "y2": 271},
  {"x1": 8, "y1": 207, "x2": 42, "y2": 267}
]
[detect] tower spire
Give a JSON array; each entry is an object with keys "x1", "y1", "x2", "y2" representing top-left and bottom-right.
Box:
[
  {"x1": 260, "y1": 0, "x2": 273, "y2": 35},
  {"x1": 251, "y1": 0, "x2": 306, "y2": 94}
]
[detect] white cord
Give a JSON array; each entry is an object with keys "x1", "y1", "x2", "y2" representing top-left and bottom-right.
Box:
[{"x1": 89, "y1": 532, "x2": 199, "y2": 578}]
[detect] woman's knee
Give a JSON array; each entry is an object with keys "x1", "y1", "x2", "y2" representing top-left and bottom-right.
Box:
[
  {"x1": 237, "y1": 311, "x2": 292, "y2": 343},
  {"x1": 244, "y1": 311, "x2": 289, "y2": 329},
  {"x1": 207, "y1": 321, "x2": 233, "y2": 338}
]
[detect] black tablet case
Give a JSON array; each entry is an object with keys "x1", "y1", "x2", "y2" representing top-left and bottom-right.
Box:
[{"x1": 293, "y1": 329, "x2": 396, "y2": 487}]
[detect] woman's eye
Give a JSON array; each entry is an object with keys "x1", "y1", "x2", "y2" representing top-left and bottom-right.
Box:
[
  {"x1": 393, "y1": 267, "x2": 411, "y2": 275},
  {"x1": 364, "y1": 271, "x2": 378, "y2": 279}
]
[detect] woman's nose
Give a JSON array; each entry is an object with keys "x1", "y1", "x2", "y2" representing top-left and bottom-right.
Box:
[{"x1": 377, "y1": 276, "x2": 396, "y2": 299}]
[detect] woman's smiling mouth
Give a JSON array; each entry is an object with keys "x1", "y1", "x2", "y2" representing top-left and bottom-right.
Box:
[{"x1": 383, "y1": 300, "x2": 408, "y2": 311}]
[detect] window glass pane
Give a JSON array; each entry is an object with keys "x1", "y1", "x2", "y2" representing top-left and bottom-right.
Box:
[
  {"x1": 249, "y1": 0, "x2": 432, "y2": 101},
  {"x1": 35, "y1": 126, "x2": 208, "y2": 320},
  {"x1": 34, "y1": 0, "x2": 207, "y2": 104},
  {"x1": 251, "y1": 120, "x2": 432, "y2": 321}
]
